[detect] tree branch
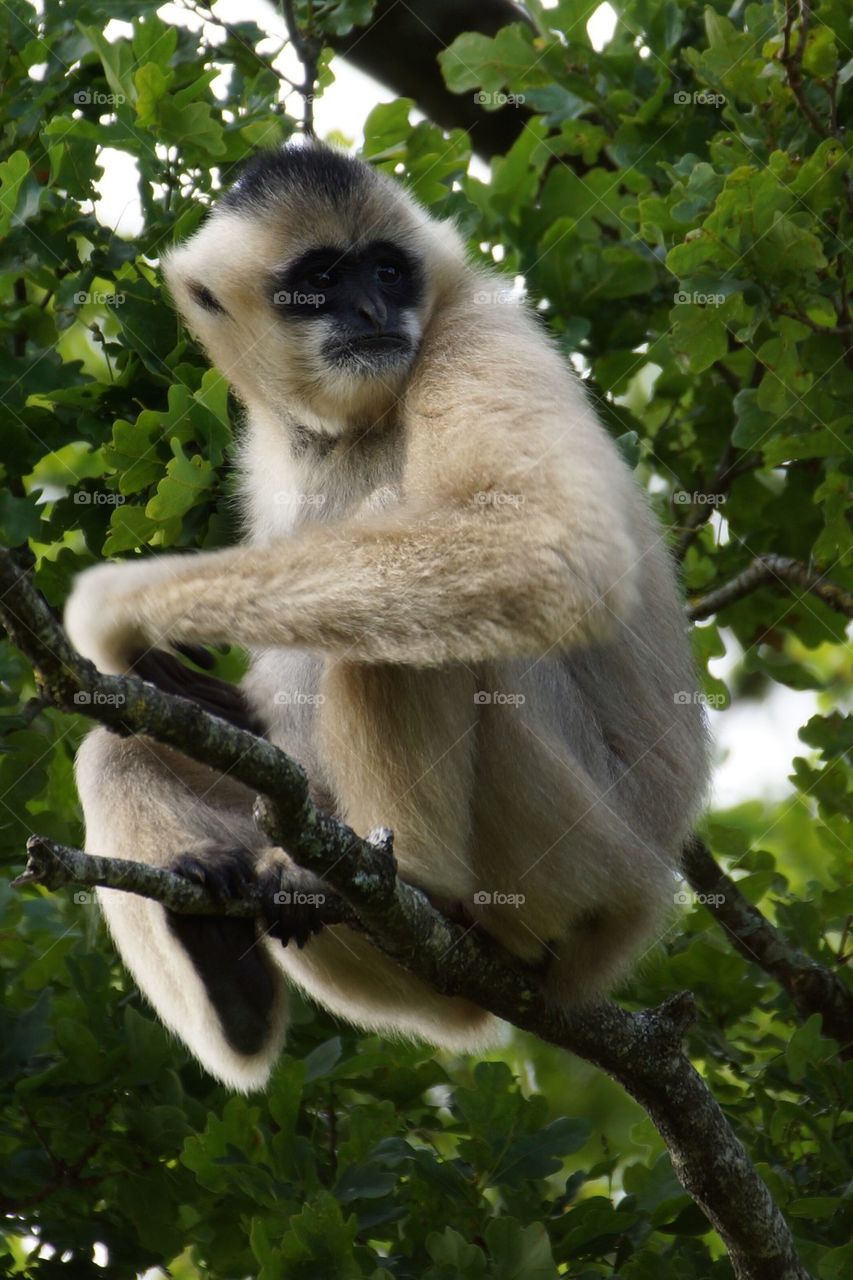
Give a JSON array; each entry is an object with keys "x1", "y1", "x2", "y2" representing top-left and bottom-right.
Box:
[
  {"x1": 0, "y1": 546, "x2": 815, "y2": 1280},
  {"x1": 781, "y1": 0, "x2": 833, "y2": 139},
  {"x1": 328, "y1": 0, "x2": 535, "y2": 161},
  {"x1": 14, "y1": 834, "x2": 358, "y2": 925},
  {"x1": 684, "y1": 837, "x2": 852, "y2": 1049},
  {"x1": 282, "y1": 0, "x2": 321, "y2": 135},
  {"x1": 687, "y1": 554, "x2": 853, "y2": 621}
]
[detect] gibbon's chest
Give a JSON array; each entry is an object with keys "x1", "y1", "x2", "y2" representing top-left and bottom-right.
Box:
[{"x1": 239, "y1": 415, "x2": 405, "y2": 543}]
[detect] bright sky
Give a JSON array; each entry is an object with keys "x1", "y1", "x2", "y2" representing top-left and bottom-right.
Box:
[{"x1": 90, "y1": 0, "x2": 829, "y2": 810}]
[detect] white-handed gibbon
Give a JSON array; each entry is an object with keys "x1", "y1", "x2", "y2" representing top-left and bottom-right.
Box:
[{"x1": 64, "y1": 142, "x2": 709, "y2": 1091}]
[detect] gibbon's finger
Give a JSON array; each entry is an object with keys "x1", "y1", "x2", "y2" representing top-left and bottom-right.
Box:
[
  {"x1": 131, "y1": 649, "x2": 264, "y2": 734},
  {"x1": 172, "y1": 641, "x2": 218, "y2": 670}
]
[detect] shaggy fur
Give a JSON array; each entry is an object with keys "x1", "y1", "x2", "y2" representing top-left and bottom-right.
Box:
[{"x1": 66, "y1": 142, "x2": 708, "y2": 1091}]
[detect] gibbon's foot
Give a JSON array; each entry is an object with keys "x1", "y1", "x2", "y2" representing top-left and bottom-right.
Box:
[
  {"x1": 165, "y1": 846, "x2": 277, "y2": 1057},
  {"x1": 423, "y1": 890, "x2": 475, "y2": 928},
  {"x1": 169, "y1": 845, "x2": 258, "y2": 902},
  {"x1": 258, "y1": 864, "x2": 328, "y2": 950}
]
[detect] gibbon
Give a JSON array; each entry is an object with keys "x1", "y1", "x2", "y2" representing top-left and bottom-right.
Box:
[{"x1": 65, "y1": 142, "x2": 708, "y2": 1091}]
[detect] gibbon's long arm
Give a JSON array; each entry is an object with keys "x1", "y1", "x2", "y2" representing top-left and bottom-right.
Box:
[{"x1": 64, "y1": 503, "x2": 641, "y2": 674}]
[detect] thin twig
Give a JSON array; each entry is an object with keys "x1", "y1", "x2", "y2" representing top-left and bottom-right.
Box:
[
  {"x1": 684, "y1": 837, "x2": 852, "y2": 1049},
  {"x1": 281, "y1": 0, "x2": 321, "y2": 135},
  {"x1": 687, "y1": 553, "x2": 853, "y2": 621},
  {"x1": 781, "y1": 0, "x2": 831, "y2": 138}
]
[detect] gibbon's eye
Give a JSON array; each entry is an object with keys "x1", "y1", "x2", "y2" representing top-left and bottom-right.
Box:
[
  {"x1": 376, "y1": 261, "x2": 401, "y2": 287},
  {"x1": 189, "y1": 282, "x2": 227, "y2": 315}
]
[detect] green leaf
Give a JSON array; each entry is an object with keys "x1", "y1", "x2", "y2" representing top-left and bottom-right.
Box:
[
  {"x1": 485, "y1": 1218, "x2": 558, "y2": 1279},
  {"x1": 439, "y1": 25, "x2": 544, "y2": 96},
  {"x1": 670, "y1": 303, "x2": 728, "y2": 372},
  {"x1": 145, "y1": 438, "x2": 213, "y2": 522},
  {"x1": 0, "y1": 151, "x2": 30, "y2": 237}
]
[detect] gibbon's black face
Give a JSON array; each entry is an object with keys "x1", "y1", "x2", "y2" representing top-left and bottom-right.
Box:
[{"x1": 269, "y1": 239, "x2": 424, "y2": 376}]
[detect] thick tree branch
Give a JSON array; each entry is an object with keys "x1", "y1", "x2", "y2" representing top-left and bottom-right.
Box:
[
  {"x1": 14, "y1": 835, "x2": 357, "y2": 925},
  {"x1": 329, "y1": 0, "x2": 534, "y2": 161},
  {"x1": 0, "y1": 546, "x2": 814, "y2": 1280},
  {"x1": 684, "y1": 837, "x2": 852, "y2": 1049},
  {"x1": 687, "y1": 553, "x2": 853, "y2": 621}
]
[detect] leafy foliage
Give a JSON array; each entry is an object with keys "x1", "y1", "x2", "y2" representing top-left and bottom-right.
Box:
[{"x1": 0, "y1": 0, "x2": 850, "y2": 1276}]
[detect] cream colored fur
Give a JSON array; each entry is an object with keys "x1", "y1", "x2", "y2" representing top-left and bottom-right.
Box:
[{"x1": 66, "y1": 143, "x2": 708, "y2": 1089}]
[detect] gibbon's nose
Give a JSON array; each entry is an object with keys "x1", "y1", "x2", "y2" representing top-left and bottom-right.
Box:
[{"x1": 355, "y1": 290, "x2": 388, "y2": 331}]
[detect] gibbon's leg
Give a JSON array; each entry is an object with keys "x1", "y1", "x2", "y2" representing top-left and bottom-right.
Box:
[
  {"x1": 76, "y1": 727, "x2": 289, "y2": 1090},
  {"x1": 465, "y1": 694, "x2": 680, "y2": 1002},
  {"x1": 265, "y1": 661, "x2": 500, "y2": 1051}
]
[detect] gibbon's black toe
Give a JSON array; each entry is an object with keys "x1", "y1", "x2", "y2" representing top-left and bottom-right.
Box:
[{"x1": 258, "y1": 865, "x2": 327, "y2": 949}]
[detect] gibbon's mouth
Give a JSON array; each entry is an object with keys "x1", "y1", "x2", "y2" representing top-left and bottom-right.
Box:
[{"x1": 324, "y1": 333, "x2": 413, "y2": 371}]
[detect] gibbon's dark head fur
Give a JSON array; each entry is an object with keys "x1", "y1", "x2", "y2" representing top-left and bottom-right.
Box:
[{"x1": 162, "y1": 142, "x2": 466, "y2": 432}]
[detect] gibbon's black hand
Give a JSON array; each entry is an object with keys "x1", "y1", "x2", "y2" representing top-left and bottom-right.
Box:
[{"x1": 131, "y1": 648, "x2": 265, "y2": 735}]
